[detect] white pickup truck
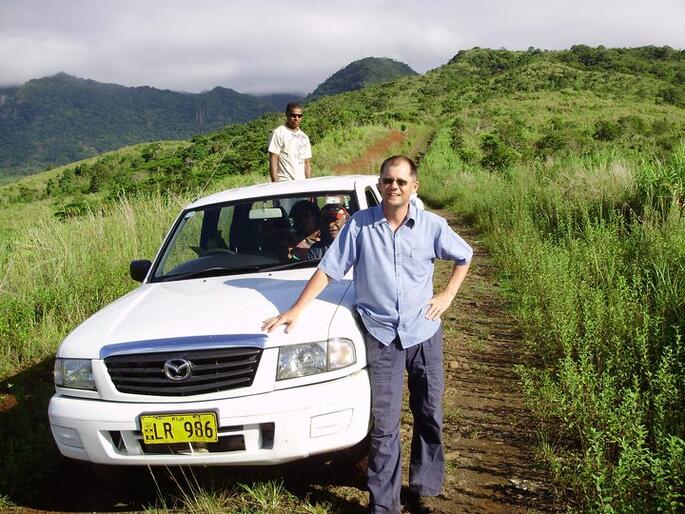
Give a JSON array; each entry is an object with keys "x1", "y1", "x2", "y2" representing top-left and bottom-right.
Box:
[{"x1": 48, "y1": 175, "x2": 386, "y2": 467}]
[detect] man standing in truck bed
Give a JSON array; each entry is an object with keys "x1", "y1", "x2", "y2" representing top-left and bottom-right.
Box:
[
  {"x1": 263, "y1": 155, "x2": 473, "y2": 513},
  {"x1": 268, "y1": 102, "x2": 312, "y2": 182}
]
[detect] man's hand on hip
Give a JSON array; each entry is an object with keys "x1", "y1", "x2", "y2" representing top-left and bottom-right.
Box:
[
  {"x1": 426, "y1": 291, "x2": 456, "y2": 320},
  {"x1": 426, "y1": 261, "x2": 470, "y2": 320}
]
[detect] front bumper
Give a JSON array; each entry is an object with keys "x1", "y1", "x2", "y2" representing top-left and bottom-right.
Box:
[{"x1": 49, "y1": 369, "x2": 370, "y2": 466}]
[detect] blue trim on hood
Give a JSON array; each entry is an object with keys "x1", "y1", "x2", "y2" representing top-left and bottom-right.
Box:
[{"x1": 100, "y1": 333, "x2": 267, "y2": 359}]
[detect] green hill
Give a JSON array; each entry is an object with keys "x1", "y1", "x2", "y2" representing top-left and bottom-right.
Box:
[
  {"x1": 2, "y1": 46, "x2": 684, "y2": 222},
  {"x1": 0, "y1": 73, "x2": 303, "y2": 179},
  {"x1": 307, "y1": 56, "x2": 418, "y2": 100}
]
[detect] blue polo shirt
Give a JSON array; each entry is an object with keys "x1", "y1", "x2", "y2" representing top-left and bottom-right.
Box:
[{"x1": 318, "y1": 203, "x2": 473, "y2": 348}]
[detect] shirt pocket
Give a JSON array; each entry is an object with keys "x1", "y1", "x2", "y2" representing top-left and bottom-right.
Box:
[
  {"x1": 402, "y1": 242, "x2": 432, "y2": 287},
  {"x1": 405, "y1": 241, "x2": 434, "y2": 262}
]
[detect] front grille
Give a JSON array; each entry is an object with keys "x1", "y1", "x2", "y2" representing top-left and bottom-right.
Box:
[
  {"x1": 140, "y1": 435, "x2": 246, "y2": 454},
  {"x1": 104, "y1": 347, "x2": 262, "y2": 396}
]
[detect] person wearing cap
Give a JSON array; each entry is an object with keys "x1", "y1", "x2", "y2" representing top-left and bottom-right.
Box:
[
  {"x1": 306, "y1": 203, "x2": 349, "y2": 260},
  {"x1": 263, "y1": 155, "x2": 473, "y2": 513},
  {"x1": 268, "y1": 102, "x2": 312, "y2": 182}
]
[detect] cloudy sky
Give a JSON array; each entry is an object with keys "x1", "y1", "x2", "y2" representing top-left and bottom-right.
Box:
[{"x1": 1, "y1": 0, "x2": 683, "y2": 95}]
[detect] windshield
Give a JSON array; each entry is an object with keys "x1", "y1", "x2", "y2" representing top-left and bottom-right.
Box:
[{"x1": 152, "y1": 191, "x2": 358, "y2": 281}]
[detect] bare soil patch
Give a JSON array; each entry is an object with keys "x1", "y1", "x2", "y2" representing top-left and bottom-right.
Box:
[
  {"x1": 0, "y1": 393, "x2": 17, "y2": 413},
  {"x1": 333, "y1": 130, "x2": 407, "y2": 174},
  {"x1": 421, "y1": 212, "x2": 558, "y2": 513}
]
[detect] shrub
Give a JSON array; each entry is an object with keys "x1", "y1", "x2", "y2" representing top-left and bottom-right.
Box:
[
  {"x1": 618, "y1": 115, "x2": 648, "y2": 135},
  {"x1": 593, "y1": 119, "x2": 621, "y2": 141},
  {"x1": 449, "y1": 117, "x2": 466, "y2": 152},
  {"x1": 660, "y1": 86, "x2": 685, "y2": 107},
  {"x1": 480, "y1": 133, "x2": 519, "y2": 171}
]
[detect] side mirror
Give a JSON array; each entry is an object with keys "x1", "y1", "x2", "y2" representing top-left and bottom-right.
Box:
[{"x1": 130, "y1": 260, "x2": 152, "y2": 282}]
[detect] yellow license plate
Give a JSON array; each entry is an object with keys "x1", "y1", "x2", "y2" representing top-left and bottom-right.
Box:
[{"x1": 140, "y1": 412, "x2": 218, "y2": 444}]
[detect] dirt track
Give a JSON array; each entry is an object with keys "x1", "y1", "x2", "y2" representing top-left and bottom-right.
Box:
[
  {"x1": 333, "y1": 130, "x2": 407, "y2": 175},
  {"x1": 333, "y1": 131, "x2": 558, "y2": 512},
  {"x1": 422, "y1": 213, "x2": 557, "y2": 513}
]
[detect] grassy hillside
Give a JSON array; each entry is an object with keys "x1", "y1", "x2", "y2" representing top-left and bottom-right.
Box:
[
  {"x1": 1, "y1": 46, "x2": 684, "y2": 511},
  {"x1": 4, "y1": 47, "x2": 682, "y2": 230},
  {"x1": 420, "y1": 125, "x2": 685, "y2": 512}
]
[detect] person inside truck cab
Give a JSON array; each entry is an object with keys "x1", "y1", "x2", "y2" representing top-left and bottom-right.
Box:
[
  {"x1": 306, "y1": 203, "x2": 349, "y2": 260},
  {"x1": 290, "y1": 200, "x2": 321, "y2": 260},
  {"x1": 269, "y1": 228, "x2": 299, "y2": 263}
]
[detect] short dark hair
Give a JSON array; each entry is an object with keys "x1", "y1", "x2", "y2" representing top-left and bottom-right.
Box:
[
  {"x1": 380, "y1": 155, "x2": 418, "y2": 179},
  {"x1": 290, "y1": 199, "x2": 320, "y2": 219},
  {"x1": 285, "y1": 102, "x2": 303, "y2": 114}
]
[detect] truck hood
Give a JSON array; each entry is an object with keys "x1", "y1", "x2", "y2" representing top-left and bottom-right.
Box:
[{"x1": 58, "y1": 269, "x2": 355, "y2": 359}]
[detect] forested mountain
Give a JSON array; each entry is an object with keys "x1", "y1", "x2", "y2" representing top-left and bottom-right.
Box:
[
  {"x1": 307, "y1": 57, "x2": 417, "y2": 100},
  {"x1": 0, "y1": 73, "x2": 303, "y2": 178},
  {"x1": 0, "y1": 56, "x2": 418, "y2": 179},
  {"x1": 257, "y1": 93, "x2": 305, "y2": 112}
]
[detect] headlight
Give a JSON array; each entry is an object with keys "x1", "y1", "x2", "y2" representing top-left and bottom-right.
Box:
[
  {"x1": 327, "y1": 337, "x2": 356, "y2": 370},
  {"x1": 54, "y1": 358, "x2": 96, "y2": 390},
  {"x1": 277, "y1": 338, "x2": 356, "y2": 380}
]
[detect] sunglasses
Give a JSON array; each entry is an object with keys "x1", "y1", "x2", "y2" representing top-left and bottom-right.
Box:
[
  {"x1": 381, "y1": 177, "x2": 414, "y2": 187},
  {"x1": 288, "y1": 113, "x2": 303, "y2": 118}
]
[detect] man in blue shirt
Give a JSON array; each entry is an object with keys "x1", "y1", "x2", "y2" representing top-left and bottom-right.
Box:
[{"x1": 263, "y1": 155, "x2": 472, "y2": 513}]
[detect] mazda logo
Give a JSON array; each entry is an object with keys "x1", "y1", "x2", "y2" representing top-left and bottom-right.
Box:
[{"x1": 163, "y1": 358, "x2": 192, "y2": 381}]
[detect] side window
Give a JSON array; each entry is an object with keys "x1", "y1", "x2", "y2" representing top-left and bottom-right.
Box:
[{"x1": 365, "y1": 187, "x2": 379, "y2": 207}]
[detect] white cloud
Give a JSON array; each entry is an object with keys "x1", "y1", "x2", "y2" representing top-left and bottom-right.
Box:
[{"x1": 0, "y1": 0, "x2": 683, "y2": 93}]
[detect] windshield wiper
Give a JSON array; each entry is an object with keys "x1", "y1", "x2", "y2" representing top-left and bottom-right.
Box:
[
  {"x1": 260, "y1": 259, "x2": 321, "y2": 272},
  {"x1": 160, "y1": 265, "x2": 263, "y2": 282}
]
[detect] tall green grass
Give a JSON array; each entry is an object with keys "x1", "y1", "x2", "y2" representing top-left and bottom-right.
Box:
[
  {"x1": 0, "y1": 195, "x2": 177, "y2": 378},
  {"x1": 146, "y1": 470, "x2": 332, "y2": 514},
  {"x1": 0, "y1": 175, "x2": 265, "y2": 501},
  {"x1": 0, "y1": 172, "x2": 263, "y2": 381},
  {"x1": 421, "y1": 125, "x2": 685, "y2": 512},
  {"x1": 0, "y1": 194, "x2": 177, "y2": 498}
]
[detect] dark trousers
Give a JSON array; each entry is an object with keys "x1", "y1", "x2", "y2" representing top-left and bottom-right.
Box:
[{"x1": 365, "y1": 328, "x2": 445, "y2": 514}]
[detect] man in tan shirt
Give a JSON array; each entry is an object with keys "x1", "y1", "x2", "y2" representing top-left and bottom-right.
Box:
[{"x1": 268, "y1": 102, "x2": 312, "y2": 182}]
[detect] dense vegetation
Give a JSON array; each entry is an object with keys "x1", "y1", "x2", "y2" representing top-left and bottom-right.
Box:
[
  {"x1": 307, "y1": 56, "x2": 417, "y2": 100},
  {"x1": 0, "y1": 72, "x2": 303, "y2": 178},
  {"x1": 421, "y1": 125, "x2": 684, "y2": 512},
  {"x1": 1, "y1": 45, "x2": 684, "y2": 512}
]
